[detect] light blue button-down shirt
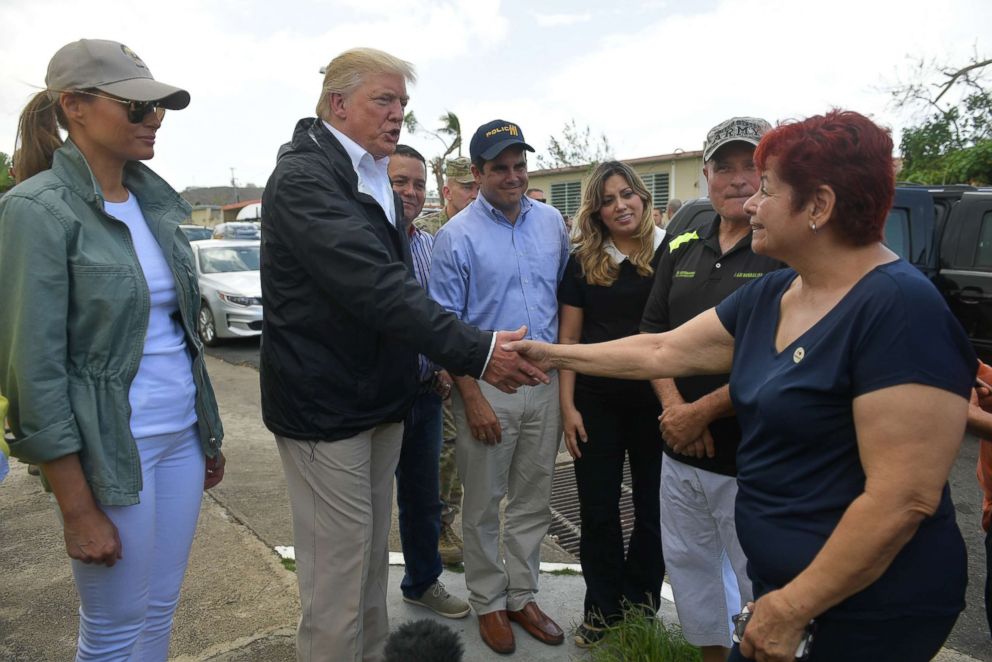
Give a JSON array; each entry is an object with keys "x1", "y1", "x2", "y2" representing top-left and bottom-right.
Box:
[{"x1": 429, "y1": 193, "x2": 570, "y2": 344}]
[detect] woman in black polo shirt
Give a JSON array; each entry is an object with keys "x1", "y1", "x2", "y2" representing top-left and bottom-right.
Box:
[{"x1": 557, "y1": 161, "x2": 666, "y2": 646}]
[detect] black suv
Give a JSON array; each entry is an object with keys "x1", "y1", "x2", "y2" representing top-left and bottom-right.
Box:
[{"x1": 665, "y1": 187, "x2": 992, "y2": 360}]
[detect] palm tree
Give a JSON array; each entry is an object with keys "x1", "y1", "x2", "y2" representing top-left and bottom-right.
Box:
[{"x1": 406, "y1": 111, "x2": 463, "y2": 196}]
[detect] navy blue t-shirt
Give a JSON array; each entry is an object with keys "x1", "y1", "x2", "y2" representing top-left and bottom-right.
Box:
[{"x1": 715, "y1": 259, "x2": 974, "y2": 620}]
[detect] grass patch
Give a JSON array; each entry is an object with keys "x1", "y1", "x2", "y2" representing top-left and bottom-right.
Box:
[
  {"x1": 585, "y1": 607, "x2": 700, "y2": 662},
  {"x1": 442, "y1": 562, "x2": 465, "y2": 573},
  {"x1": 546, "y1": 567, "x2": 581, "y2": 576},
  {"x1": 280, "y1": 558, "x2": 296, "y2": 572}
]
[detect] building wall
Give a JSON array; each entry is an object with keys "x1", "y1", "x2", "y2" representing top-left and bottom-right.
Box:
[
  {"x1": 189, "y1": 206, "x2": 222, "y2": 226},
  {"x1": 527, "y1": 151, "x2": 705, "y2": 217}
]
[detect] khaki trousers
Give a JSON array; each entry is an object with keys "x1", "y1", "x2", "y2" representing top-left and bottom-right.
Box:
[
  {"x1": 452, "y1": 375, "x2": 561, "y2": 614},
  {"x1": 276, "y1": 424, "x2": 403, "y2": 662}
]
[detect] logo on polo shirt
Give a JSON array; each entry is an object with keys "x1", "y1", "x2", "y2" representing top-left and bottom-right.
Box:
[
  {"x1": 734, "y1": 271, "x2": 766, "y2": 279},
  {"x1": 668, "y1": 231, "x2": 699, "y2": 252},
  {"x1": 674, "y1": 270, "x2": 695, "y2": 278}
]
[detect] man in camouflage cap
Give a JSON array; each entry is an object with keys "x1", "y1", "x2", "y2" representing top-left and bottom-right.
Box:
[{"x1": 418, "y1": 157, "x2": 479, "y2": 235}]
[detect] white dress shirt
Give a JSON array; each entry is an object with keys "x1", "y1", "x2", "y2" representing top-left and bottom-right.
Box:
[{"x1": 323, "y1": 120, "x2": 396, "y2": 226}]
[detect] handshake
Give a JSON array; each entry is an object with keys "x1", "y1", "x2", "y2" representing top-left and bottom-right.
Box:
[{"x1": 481, "y1": 326, "x2": 553, "y2": 394}]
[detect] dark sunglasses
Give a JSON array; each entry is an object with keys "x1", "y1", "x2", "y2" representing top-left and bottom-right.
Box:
[{"x1": 70, "y1": 89, "x2": 167, "y2": 123}]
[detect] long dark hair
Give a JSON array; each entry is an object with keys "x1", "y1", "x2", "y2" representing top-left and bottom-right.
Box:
[{"x1": 14, "y1": 91, "x2": 66, "y2": 184}]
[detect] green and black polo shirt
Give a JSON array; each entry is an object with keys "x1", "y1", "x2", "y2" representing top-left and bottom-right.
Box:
[{"x1": 640, "y1": 213, "x2": 783, "y2": 476}]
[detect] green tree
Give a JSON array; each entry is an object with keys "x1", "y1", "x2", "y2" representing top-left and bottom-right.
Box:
[
  {"x1": 0, "y1": 152, "x2": 14, "y2": 193},
  {"x1": 405, "y1": 110, "x2": 462, "y2": 196},
  {"x1": 535, "y1": 119, "x2": 613, "y2": 170},
  {"x1": 890, "y1": 54, "x2": 992, "y2": 184}
]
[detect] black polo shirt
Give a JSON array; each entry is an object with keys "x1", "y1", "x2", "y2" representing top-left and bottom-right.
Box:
[
  {"x1": 558, "y1": 246, "x2": 663, "y2": 407},
  {"x1": 640, "y1": 214, "x2": 782, "y2": 476}
]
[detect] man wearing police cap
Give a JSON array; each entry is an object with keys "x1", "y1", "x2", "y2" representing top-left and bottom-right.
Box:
[{"x1": 429, "y1": 119, "x2": 570, "y2": 654}]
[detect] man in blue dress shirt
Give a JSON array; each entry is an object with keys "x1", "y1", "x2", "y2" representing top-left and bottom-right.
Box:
[{"x1": 429, "y1": 120, "x2": 571, "y2": 655}]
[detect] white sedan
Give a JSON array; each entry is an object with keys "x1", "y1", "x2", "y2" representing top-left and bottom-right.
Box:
[{"x1": 192, "y1": 239, "x2": 262, "y2": 346}]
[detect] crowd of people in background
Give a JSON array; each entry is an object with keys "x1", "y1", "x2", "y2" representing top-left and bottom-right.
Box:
[{"x1": 2, "y1": 40, "x2": 992, "y2": 662}]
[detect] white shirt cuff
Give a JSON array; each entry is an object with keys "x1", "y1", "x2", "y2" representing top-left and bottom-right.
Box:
[{"x1": 479, "y1": 332, "x2": 498, "y2": 379}]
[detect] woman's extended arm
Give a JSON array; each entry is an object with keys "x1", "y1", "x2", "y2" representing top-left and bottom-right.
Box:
[
  {"x1": 505, "y1": 307, "x2": 734, "y2": 381},
  {"x1": 739, "y1": 383, "x2": 968, "y2": 661}
]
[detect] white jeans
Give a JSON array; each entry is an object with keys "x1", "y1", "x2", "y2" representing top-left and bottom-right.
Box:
[
  {"x1": 660, "y1": 455, "x2": 752, "y2": 647},
  {"x1": 69, "y1": 425, "x2": 205, "y2": 662}
]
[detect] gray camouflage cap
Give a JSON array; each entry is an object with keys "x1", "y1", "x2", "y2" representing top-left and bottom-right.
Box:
[
  {"x1": 46, "y1": 39, "x2": 190, "y2": 109},
  {"x1": 703, "y1": 117, "x2": 772, "y2": 162}
]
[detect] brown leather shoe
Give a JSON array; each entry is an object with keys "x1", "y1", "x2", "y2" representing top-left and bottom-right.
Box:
[
  {"x1": 508, "y1": 602, "x2": 565, "y2": 645},
  {"x1": 478, "y1": 609, "x2": 515, "y2": 654}
]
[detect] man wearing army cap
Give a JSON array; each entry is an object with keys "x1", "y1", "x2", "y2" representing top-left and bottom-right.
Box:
[
  {"x1": 640, "y1": 116, "x2": 781, "y2": 662},
  {"x1": 418, "y1": 156, "x2": 479, "y2": 235},
  {"x1": 416, "y1": 156, "x2": 481, "y2": 566}
]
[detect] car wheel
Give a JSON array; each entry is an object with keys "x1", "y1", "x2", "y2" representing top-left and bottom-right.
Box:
[{"x1": 198, "y1": 301, "x2": 220, "y2": 347}]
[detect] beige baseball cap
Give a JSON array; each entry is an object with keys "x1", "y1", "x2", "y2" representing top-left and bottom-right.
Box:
[{"x1": 46, "y1": 39, "x2": 190, "y2": 109}]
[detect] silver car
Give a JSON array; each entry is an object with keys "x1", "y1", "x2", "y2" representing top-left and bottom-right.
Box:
[{"x1": 192, "y1": 239, "x2": 262, "y2": 346}]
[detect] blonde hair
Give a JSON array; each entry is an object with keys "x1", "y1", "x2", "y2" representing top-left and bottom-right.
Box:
[
  {"x1": 14, "y1": 91, "x2": 67, "y2": 183},
  {"x1": 315, "y1": 48, "x2": 416, "y2": 120},
  {"x1": 572, "y1": 161, "x2": 656, "y2": 287}
]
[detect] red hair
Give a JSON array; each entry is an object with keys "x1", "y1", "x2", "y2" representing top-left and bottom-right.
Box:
[{"x1": 753, "y1": 110, "x2": 894, "y2": 246}]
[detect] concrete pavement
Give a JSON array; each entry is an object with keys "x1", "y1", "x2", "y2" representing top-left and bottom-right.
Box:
[{"x1": 0, "y1": 355, "x2": 986, "y2": 661}]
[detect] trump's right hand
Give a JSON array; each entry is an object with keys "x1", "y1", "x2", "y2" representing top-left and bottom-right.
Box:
[
  {"x1": 482, "y1": 326, "x2": 551, "y2": 393},
  {"x1": 499, "y1": 336, "x2": 554, "y2": 376}
]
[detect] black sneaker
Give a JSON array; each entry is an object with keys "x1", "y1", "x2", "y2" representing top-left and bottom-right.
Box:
[{"x1": 573, "y1": 622, "x2": 607, "y2": 648}]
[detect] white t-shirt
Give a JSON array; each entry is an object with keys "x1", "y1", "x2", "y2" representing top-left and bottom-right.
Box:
[{"x1": 104, "y1": 192, "x2": 197, "y2": 438}]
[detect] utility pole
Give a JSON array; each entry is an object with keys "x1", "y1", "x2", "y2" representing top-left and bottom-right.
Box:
[{"x1": 230, "y1": 167, "x2": 239, "y2": 202}]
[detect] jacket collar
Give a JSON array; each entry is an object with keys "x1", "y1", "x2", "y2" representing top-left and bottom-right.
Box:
[
  {"x1": 289, "y1": 118, "x2": 411, "y2": 265},
  {"x1": 321, "y1": 119, "x2": 390, "y2": 174},
  {"x1": 296, "y1": 118, "x2": 402, "y2": 228},
  {"x1": 50, "y1": 138, "x2": 191, "y2": 218}
]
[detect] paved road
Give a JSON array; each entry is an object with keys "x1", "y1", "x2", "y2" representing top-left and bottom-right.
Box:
[
  {"x1": 206, "y1": 336, "x2": 261, "y2": 370},
  {"x1": 205, "y1": 337, "x2": 992, "y2": 660}
]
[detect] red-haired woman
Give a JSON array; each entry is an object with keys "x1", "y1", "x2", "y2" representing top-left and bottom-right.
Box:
[{"x1": 506, "y1": 110, "x2": 973, "y2": 660}]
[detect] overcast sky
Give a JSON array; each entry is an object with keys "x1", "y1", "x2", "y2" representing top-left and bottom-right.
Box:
[{"x1": 1, "y1": 0, "x2": 989, "y2": 193}]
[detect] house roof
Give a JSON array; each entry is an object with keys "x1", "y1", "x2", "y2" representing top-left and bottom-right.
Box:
[
  {"x1": 528, "y1": 149, "x2": 704, "y2": 177},
  {"x1": 221, "y1": 198, "x2": 263, "y2": 211}
]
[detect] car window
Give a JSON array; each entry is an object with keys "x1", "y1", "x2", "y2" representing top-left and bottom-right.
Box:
[
  {"x1": 182, "y1": 226, "x2": 213, "y2": 241},
  {"x1": 975, "y1": 211, "x2": 992, "y2": 269},
  {"x1": 213, "y1": 223, "x2": 260, "y2": 240},
  {"x1": 883, "y1": 208, "x2": 911, "y2": 260},
  {"x1": 198, "y1": 246, "x2": 261, "y2": 273}
]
